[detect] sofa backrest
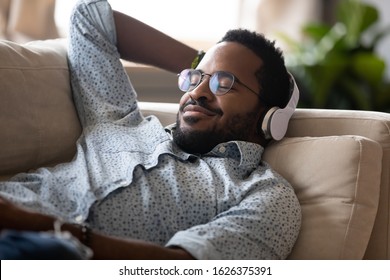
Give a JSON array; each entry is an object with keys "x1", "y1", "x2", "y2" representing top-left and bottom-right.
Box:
[
  {"x1": 284, "y1": 109, "x2": 390, "y2": 259},
  {"x1": 0, "y1": 39, "x2": 81, "y2": 180}
]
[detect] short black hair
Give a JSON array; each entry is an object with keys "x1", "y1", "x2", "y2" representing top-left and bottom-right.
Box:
[{"x1": 219, "y1": 29, "x2": 290, "y2": 108}]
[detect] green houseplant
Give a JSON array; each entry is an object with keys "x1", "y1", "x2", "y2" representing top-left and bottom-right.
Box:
[{"x1": 281, "y1": 0, "x2": 390, "y2": 112}]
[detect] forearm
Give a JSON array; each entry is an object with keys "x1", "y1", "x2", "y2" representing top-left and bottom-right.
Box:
[
  {"x1": 0, "y1": 198, "x2": 56, "y2": 232},
  {"x1": 0, "y1": 198, "x2": 193, "y2": 259},
  {"x1": 113, "y1": 10, "x2": 197, "y2": 73},
  {"x1": 65, "y1": 228, "x2": 195, "y2": 260}
]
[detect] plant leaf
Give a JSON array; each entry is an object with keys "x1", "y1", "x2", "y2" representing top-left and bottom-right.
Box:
[
  {"x1": 337, "y1": 0, "x2": 378, "y2": 47},
  {"x1": 302, "y1": 23, "x2": 331, "y2": 42},
  {"x1": 351, "y1": 53, "x2": 385, "y2": 85}
]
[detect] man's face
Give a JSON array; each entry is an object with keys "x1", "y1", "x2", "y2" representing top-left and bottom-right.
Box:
[{"x1": 173, "y1": 42, "x2": 265, "y2": 154}]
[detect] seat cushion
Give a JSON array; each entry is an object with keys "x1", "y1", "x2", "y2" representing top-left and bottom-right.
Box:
[
  {"x1": 263, "y1": 135, "x2": 382, "y2": 259},
  {"x1": 0, "y1": 39, "x2": 81, "y2": 178}
]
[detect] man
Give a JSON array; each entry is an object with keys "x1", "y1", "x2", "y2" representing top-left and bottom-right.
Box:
[{"x1": 0, "y1": 0, "x2": 301, "y2": 259}]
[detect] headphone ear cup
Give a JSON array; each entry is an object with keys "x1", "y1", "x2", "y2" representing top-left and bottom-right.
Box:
[
  {"x1": 260, "y1": 72, "x2": 300, "y2": 141},
  {"x1": 261, "y1": 107, "x2": 278, "y2": 140},
  {"x1": 267, "y1": 108, "x2": 291, "y2": 141},
  {"x1": 261, "y1": 106, "x2": 292, "y2": 141}
]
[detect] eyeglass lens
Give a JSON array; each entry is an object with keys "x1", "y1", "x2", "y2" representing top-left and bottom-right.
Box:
[{"x1": 178, "y1": 69, "x2": 234, "y2": 95}]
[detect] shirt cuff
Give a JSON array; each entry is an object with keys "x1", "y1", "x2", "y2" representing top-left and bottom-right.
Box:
[{"x1": 165, "y1": 230, "x2": 220, "y2": 260}]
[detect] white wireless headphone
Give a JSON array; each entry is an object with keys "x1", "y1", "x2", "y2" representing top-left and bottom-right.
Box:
[{"x1": 261, "y1": 72, "x2": 300, "y2": 141}]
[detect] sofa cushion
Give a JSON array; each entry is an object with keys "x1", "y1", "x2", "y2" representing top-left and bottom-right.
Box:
[
  {"x1": 286, "y1": 109, "x2": 390, "y2": 259},
  {"x1": 0, "y1": 39, "x2": 81, "y2": 177},
  {"x1": 263, "y1": 135, "x2": 382, "y2": 259}
]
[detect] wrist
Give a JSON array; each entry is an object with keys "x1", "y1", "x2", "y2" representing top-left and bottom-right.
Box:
[
  {"x1": 80, "y1": 224, "x2": 92, "y2": 247},
  {"x1": 61, "y1": 222, "x2": 92, "y2": 247}
]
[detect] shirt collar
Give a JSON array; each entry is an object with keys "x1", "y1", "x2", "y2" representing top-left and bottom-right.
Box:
[
  {"x1": 165, "y1": 125, "x2": 264, "y2": 168},
  {"x1": 207, "y1": 141, "x2": 263, "y2": 168}
]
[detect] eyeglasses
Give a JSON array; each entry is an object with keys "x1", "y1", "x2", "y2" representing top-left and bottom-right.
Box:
[{"x1": 177, "y1": 69, "x2": 259, "y2": 96}]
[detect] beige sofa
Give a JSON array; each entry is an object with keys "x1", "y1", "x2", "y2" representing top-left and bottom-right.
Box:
[{"x1": 1, "y1": 39, "x2": 389, "y2": 260}]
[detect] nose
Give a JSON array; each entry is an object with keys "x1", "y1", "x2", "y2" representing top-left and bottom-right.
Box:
[{"x1": 188, "y1": 76, "x2": 215, "y2": 101}]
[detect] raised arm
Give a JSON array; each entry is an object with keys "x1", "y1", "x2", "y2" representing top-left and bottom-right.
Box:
[{"x1": 113, "y1": 10, "x2": 198, "y2": 73}]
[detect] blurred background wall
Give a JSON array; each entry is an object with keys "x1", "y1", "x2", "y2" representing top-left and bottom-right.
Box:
[
  {"x1": 1, "y1": 0, "x2": 388, "y2": 77},
  {"x1": 1, "y1": 0, "x2": 389, "y2": 109}
]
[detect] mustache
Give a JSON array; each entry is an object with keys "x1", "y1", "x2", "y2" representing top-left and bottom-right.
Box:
[{"x1": 180, "y1": 95, "x2": 223, "y2": 116}]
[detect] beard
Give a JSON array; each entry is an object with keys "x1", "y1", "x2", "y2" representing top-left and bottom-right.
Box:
[{"x1": 172, "y1": 108, "x2": 260, "y2": 155}]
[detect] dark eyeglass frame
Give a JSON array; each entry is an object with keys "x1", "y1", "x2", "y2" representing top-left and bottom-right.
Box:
[{"x1": 177, "y1": 69, "x2": 260, "y2": 97}]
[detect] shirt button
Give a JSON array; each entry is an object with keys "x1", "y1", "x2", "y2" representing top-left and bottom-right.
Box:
[
  {"x1": 218, "y1": 146, "x2": 226, "y2": 153},
  {"x1": 75, "y1": 215, "x2": 84, "y2": 223}
]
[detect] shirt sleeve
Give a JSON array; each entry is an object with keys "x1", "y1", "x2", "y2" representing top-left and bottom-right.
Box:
[
  {"x1": 67, "y1": 0, "x2": 142, "y2": 127},
  {"x1": 166, "y1": 179, "x2": 302, "y2": 260}
]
